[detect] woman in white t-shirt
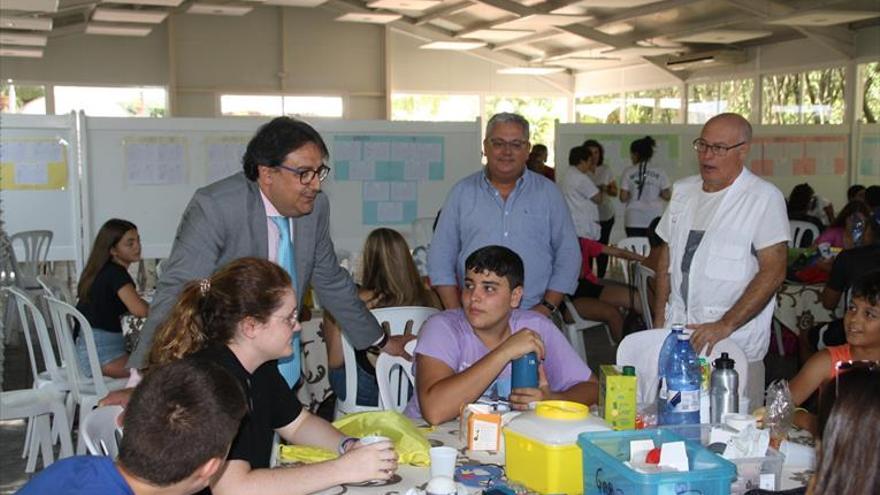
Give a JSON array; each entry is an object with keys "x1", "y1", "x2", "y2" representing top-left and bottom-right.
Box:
[
  {"x1": 562, "y1": 145, "x2": 602, "y2": 244},
  {"x1": 619, "y1": 136, "x2": 671, "y2": 237},
  {"x1": 583, "y1": 139, "x2": 618, "y2": 278}
]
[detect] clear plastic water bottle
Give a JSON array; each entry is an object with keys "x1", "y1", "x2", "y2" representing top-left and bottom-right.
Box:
[
  {"x1": 851, "y1": 216, "x2": 865, "y2": 248},
  {"x1": 656, "y1": 324, "x2": 685, "y2": 420},
  {"x1": 659, "y1": 333, "x2": 701, "y2": 425}
]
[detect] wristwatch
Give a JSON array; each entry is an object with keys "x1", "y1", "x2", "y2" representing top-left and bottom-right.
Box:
[{"x1": 540, "y1": 299, "x2": 558, "y2": 313}]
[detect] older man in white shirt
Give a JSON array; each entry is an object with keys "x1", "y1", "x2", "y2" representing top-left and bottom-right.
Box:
[{"x1": 653, "y1": 113, "x2": 789, "y2": 409}]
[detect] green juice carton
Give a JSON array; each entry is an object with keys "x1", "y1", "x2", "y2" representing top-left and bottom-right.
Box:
[{"x1": 598, "y1": 365, "x2": 637, "y2": 430}]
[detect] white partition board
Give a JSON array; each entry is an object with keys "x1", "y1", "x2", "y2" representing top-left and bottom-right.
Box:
[
  {"x1": 1, "y1": 114, "x2": 82, "y2": 264},
  {"x1": 84, "y1": 117, "x2": 481, "y2": 258}
]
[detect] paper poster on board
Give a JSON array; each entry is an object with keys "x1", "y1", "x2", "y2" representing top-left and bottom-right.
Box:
[{"x1": 0, "y1": 138, "x2": 69, "y2": 190}]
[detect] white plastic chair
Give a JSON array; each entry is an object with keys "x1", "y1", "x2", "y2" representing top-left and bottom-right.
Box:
[
  {"x1": 10, "y1": 230, "x2": 52, "y2": 290},
  {"x1": 4, "y1": 287, "x2": 75, "y2": 471},
  {"x1": 37, "y1": 275, "x2": 75, "y2": 304},
  {"x1": 634, "y1": 263, "x2": 655, "y2": 330},
  {"x1": 45, "y1": 296, "x2": 129, "y2": 454},
  {"x1": 616, "y1": 328, "x2": 748, "y2": 407},
  {"x1": 1, "y1": 387, "x2": 73, "y2": 472},
  {"x1": 82, "y1": 405, "x2": 124, "y2": 458},
  {"x1": 335, "y1": 306, "x2": 439, "y2": 418},
  {"x1": 614, "y1": 236, "x2": 650, "y2": 283},
  {"x1": 375, "y1": 340, "x2": 417, "y2": 413},
  {"x1": 5, "y1": 287, "x2": 74, "y2": 461},
  {"x1": 561, "y1": 295, "x2": 614, "y2": 364},
  {"x1": 789, "y1": 220, "x2": 820, "y2": 248}
]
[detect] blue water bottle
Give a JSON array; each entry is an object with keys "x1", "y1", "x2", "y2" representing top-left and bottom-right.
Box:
[
  {"x1": 511, "y1": 352, "x2": 539, "y2": 389},
  {"x1": 656, "y1": 324, "x2": 684, "y2": 420},
  {"x1": 660, "y1": 333, "x2": 702, "y2": 425}
]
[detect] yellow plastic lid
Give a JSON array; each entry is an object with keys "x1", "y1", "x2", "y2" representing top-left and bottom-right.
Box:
[{"x1": 535, "y1": 400, "x2": 589, "y2": 420}]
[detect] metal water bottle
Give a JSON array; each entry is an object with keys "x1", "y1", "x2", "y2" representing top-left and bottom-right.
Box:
[{"x1": 709, "y1": 352, "x2": 739, "y2": 423}]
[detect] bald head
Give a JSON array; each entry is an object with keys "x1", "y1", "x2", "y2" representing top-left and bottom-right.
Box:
[{"x1": 704, "y1": 113, "x2": 752, "y2": 143}]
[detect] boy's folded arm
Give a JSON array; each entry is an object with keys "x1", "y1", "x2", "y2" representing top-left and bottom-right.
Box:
[{"x1": 416, "y1": 350, "x2": 512, "y2": 425}]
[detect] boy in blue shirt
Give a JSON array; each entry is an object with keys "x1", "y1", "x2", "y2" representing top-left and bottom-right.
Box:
[{"x1": 18, "y1": 359, "x2": 246, "y2": 495}]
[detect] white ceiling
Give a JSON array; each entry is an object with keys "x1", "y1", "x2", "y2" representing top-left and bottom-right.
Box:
[{"x1": 1, "y1": 0, "x2": 878, "y2": 77}]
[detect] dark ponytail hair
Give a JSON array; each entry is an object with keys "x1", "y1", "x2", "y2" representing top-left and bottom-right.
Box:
[
  {"x1": 149, "y1": 257, "x2": 292, "y2": 366},
  {"x1": 631, "y1": 136, "x2": 656, "y2": 200}
]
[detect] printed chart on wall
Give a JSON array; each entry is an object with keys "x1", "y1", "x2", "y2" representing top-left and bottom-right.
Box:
[
  {"x1": 591, "y1": 134, "x2": 680, "y2": 170},
  {"x1": 205, "y1": 136, "x2": 249, "y2": 184},
  {"x1": 332, "y1": 135, "x2": 444, "y2": 225},
  {"x1": 858, "y1": 132, "x2": 880, "y2": 179},
  {"x1": 748, "y1": 135, "x2": 847, "y2": 177},
  {"x1": 0, "y1": 138, "x2": 68, "y2": 190},
  {"x1": 124, "y1": 136, "x2": 188, "y2": 186}
]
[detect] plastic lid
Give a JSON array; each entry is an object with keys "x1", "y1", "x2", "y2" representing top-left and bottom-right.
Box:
[
  {"x1": 505, "y1": 406, "x2": 610, "y2": 445},
  {"x1": 713, "y1": 352, "x2": 735, "y2": 369},
  {"x1": 623, "y1": 365, "x2": 636, "y2": 376},
  {"x1": 535, "y1": 400, "x2": 588, "y2": 420}
]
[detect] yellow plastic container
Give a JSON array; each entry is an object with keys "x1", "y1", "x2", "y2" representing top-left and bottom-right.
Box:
[{"x1": 503, "y1": 401, "x2": 610, "y2": 495}]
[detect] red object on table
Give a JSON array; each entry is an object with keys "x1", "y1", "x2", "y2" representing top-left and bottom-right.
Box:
[{"x1": 645, "y1": 447, "x2": 661, "y2": 464}]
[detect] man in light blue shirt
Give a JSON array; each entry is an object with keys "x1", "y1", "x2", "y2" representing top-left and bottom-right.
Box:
[{"x1": 428, "y1": 112, "x2": 580, "y2": 317}]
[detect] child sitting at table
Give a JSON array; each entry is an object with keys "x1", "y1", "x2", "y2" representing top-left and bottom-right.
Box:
[
  {"x1": 150, "y1": 257, "x2": 398, "y2": 494},
  {"x1": 19, "y1": 359, "x2": 247, "y2": 495},
  {"x1": 789, "y1": 270, "x2": 880, "y2": 435},
  {"x1": 75, "y1": 218, "x2": 150, "y2": 378},
  {"x1": 405, "y1": 245, "x2": 597, "y2": 425}
]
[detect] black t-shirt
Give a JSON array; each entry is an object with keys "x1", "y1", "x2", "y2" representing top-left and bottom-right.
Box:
[
  {"x1": 76, "y1": 262, "x2": 134, "y2": 333},
  {"x1": 190, "y1": 345, "x2": 303, "y2": 470},
  {"x1": 827, "y1": 244, "x2": 880, "y2": 293}
]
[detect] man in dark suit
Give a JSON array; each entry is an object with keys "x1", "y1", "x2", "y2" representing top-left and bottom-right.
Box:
[{"x1": 127, "y1": 117, "x2": 404, "y2": 374}]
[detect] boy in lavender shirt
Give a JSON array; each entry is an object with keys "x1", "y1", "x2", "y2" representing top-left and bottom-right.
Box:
[{"x1": 406, "y1": 245, "x2": 597, "y2": 425}]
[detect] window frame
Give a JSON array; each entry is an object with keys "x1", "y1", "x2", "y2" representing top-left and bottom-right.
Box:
[{"x1": 217, "y1": 92, "x2": 346, "y2": 119}]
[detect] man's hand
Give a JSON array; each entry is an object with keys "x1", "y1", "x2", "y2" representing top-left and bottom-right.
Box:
[
  {"x1": 687, "y1": 320, "x2": 735, "y2": 356},
  {"x1": 530, "y1": 303, "x2": 552, "y2": 317},
  {"x1": 381, "y1": 334, "x2": 417, "y2": 360},
  {"x1": 497, "y1": 329, "x2": 545, "y2": 361},
  {"x1": 509, "y1": 365, "x2": 551, "y2": 410}
]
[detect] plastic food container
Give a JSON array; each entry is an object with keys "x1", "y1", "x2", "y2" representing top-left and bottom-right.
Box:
[
  {"x1": 578, "y1": 428, "x2": 737, "y2": 495},
  {"x1": 503, "y1": 401, "x2": 611, "y2": 494},
  {"x1": 659, "y1": 423, "x2": 785, "y2": 494}
]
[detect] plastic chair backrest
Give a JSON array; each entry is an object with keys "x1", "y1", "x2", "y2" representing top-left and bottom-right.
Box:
[
  {"x1": 82, "y1": 405, "x2": 124, "y2": 458},
  {"x1": 634, "y1": 263, "x2": 655, "y2": 329},
  {"x1": 337, "y1": 306, "x2": 438, "y2": 416},
  {"x1": 10, "y1": 230, "x2": 52, "y2": 286},
  {"x1": 617, "y1": 329, "x2": 750, "y2": 404},
  {"x1": 615, "y1": 236, "x2": 650, "y2": 282},
  {"x1": 44, "y1": 296, "x2": 110, "y2": 401},
  {"x1": 561, "y1": 296, "x2": 614, "y2": 362},
  {"x1": 375, "y1": 340, "x2": 417, "y2": 412},
  {"x1": 616, "y1": 328, "x2": 669, "y2": 404},
  {"x1": 5, "y1": 287, "x2": 64, "y2": 385},
  {"x1": 789, "y1": 220, "x2": 820, "y2": 248},
  {"x1": 37, "y1": 275, "x2": 75, "y2": 305}
]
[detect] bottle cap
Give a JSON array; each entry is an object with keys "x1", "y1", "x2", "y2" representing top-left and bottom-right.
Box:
[
  {"x1": 713, "y1": 352, "x2": 735, "y2": 370},
  {"x1": 623, "y1": 365, "x2": 636, "y2": 376}
]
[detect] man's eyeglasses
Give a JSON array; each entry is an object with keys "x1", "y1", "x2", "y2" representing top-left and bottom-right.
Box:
[
  {"x1": 488, "y1": 138, "x2": 528, "y2": 152},
  {"x1": 269, "y1": 308, "x2": 300, "y2": 328},
  {"x1": 692, "y1": 138, "x2": 746, "y2": 157},
  {"x1": 277, "y1": 163, "x2": 331, "y2": 185}
]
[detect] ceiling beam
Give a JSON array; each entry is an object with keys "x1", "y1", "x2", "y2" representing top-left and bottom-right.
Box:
[
  {"x1": 490, "y1": 28, "x2": 562, "y2": 50},
  {"x1": 721, "y1": 0, "x2": 855, "y2": 58},
  {"x1": 414, "y1": 1, "x2": 476, "y2": 26},
  {"x1": 581, "y1": 0, "x2": 703, "y2": 27}
]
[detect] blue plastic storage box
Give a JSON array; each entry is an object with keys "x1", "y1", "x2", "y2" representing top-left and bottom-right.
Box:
[{"x1": 578, "y1": 428, "x2": 736, "y2": 495}]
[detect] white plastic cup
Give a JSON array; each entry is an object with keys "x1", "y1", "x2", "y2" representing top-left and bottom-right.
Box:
[
  {"x1": 429, "y1": 446, "x2": 458, "y2": 479},
  {"x1": 779, "y1": 440, "x2": 816, "y2": 468}
]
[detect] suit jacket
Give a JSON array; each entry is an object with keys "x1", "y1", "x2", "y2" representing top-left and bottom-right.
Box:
[{"x1": 128, "y1": 173, "x2": 382, "y2": 368}]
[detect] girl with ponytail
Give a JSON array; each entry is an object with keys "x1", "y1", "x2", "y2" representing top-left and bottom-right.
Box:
[
  {"x1": 148, "y1": 257, "x2": 398, "y2": 495},
  {"x1": 619, "y1": 136, "x2": 672, "y2": 237}
]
